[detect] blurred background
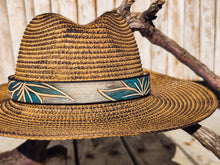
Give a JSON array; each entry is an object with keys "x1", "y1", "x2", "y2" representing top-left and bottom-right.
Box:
[{"x1": 0, "y1": 0, "x2": 219, "y2": 164}]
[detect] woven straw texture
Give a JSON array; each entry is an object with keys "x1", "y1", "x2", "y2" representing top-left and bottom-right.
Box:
[
  {"x1": 0, "y1": 11, "x2": 217, "y2": 140},
  {"x1": 0, "y1": 69, "x2": 217, "y2": 140},
  {"x1": 15, "y1": 11, "x2": 143, "y2": 81}
]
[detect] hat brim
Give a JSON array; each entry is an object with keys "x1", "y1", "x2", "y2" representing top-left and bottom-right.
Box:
[{"x1": 0, "y1": 69, "x2": 217, "y2": 140}]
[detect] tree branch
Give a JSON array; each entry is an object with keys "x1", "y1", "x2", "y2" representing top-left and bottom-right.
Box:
[
  {"x1": 141, "y1": 28, "x2": 220, "y2": 93},
  {"x1": 140, "y1": 0, "x2": 165, "y2": 22},
  {"x1": 183, "y1": 124, "x2": 220, "y2": 159},
  {"x1": 115, "y1": 0, "x2": 220, "y2": 159},
  {"x1": 116, "y1": 0, "x2": 220, "y2": 94}
]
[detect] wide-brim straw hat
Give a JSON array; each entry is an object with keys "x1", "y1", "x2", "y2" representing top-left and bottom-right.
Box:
[{"x1": 0, "y1": 11, "x2": 217, "y2": 140}]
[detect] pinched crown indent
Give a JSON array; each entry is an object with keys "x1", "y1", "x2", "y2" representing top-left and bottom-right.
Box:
[{"x1": 15, "y1": 11, "x2": 143, "y2": 81}]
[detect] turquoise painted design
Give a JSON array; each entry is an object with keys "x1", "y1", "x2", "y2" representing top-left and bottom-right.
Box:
[
  {"x1": 98, "y1": 74, "x2": 150, "y2": 101},
  {"x1": 8, "y1": 80, "x2": 75, "y2": 103},
  {"x1": 8, "y1": 74, "x2": 150, "y2": 104}
]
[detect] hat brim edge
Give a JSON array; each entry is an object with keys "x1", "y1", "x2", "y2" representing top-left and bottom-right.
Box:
[{"x1": 0, "y1": 69, "x2": 217, "y2": 140}]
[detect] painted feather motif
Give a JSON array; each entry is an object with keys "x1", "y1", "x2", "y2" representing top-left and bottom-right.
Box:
[
  {"x1": 8, "y1": 81, "x2": 74, "y2": 103},
  {"x1": 98, "y1": 76, "x2": 150, "y2": 101}
]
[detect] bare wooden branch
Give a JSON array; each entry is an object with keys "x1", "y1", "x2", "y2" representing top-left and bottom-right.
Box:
[
  {"x1": 116, "y1": 0, "x2": 220, "y2": 94},
  {"x1": 141, "y1": 28, "x2": 220, "y2": 94},
  {"x1": 116, "y1": 0, "x2": 135, "y2": 18},
  {"x1": 183, "y1": 124, "x2": 220, "y2": 159},
  {"x1": 140, "y1": 0, "x2": 165, "y2": 22},
  {"x1": 116, "y1": 0, "x2": 220, "y2": 158}
]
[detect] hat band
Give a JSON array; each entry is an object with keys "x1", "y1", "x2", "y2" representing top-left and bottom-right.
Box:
[{"x1": 8, "y1": 74, "x2": 150, "y2": 104}]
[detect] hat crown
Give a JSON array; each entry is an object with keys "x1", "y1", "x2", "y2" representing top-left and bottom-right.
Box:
[{"x1": 15, "y1": 11, "x2": 143, "y2": 81}]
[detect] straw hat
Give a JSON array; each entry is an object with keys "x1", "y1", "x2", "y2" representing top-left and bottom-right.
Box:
[{"x1": 0, "y1": 11, "x2": 217, "y2": 140}]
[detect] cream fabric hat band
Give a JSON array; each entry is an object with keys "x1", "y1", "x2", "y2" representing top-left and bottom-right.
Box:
[{"x1": 8, "y1": 74, "x2": 150, "y2": 104}]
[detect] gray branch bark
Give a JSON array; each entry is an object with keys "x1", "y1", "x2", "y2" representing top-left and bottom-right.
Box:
[
  {"x1": 183, "y1": 124, "x2": 220, "y2": 159},
  {"x1": 115, "y1": 0, "x2": 220, "y2": 94},
  {"x1": 115, "y1": 0, "x2": 220, "y2": 159}
]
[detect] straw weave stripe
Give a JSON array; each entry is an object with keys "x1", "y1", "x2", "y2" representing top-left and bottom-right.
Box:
[
  {"x1": 21, "y1": 37, "x2": 137, "y2": 44},
  {"x1": 21, "y1": 36, "x2": 136, "y2": 44},
  {"x1": 20, "y1": 39, "x2": 137, "y2": 47},
  {"x1": 15, "y1": 67, "x2": 143, "y2": 81},
  {"x1": 16, "y1": 60, "x2": 141, "y2": 70},
  {"x1": 17, "y1": 54, "x2": 140, "y2": 62},
  {"x1": 28, "y1": 13, "x2": 126, "y2": 28},
  {"x1": 18, "y1": 49, "x2": 139, "y2": 56},
  {"x1": 15, "y1": 64, "x2": 142, "y2": 73},
  {"x1": 19, "y1": 44, "x2": 138, "y2": 51},
  {"x1": 23, "y1": 29, "x2": 133, "y2": 39},
  {"x1": 18, "y1": 48, "x2": 139, "y2": 55},
  {"x1": 25, "y1": 14, "x2": 130, "y2": 36},
  {"x1": 25, "y1": 22, "x2": 132, "y2": 34},
  {"x1": 17, "y1": 61, "x2": 143, "y2": 72}
]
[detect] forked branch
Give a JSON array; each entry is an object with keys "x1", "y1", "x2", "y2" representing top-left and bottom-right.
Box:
[
  {"x1": 115, "y1": 0, "x2": 220, "y2": 159},
  {"x1": 115, "y1": 0, "x2": 220, "y2": 94}
]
